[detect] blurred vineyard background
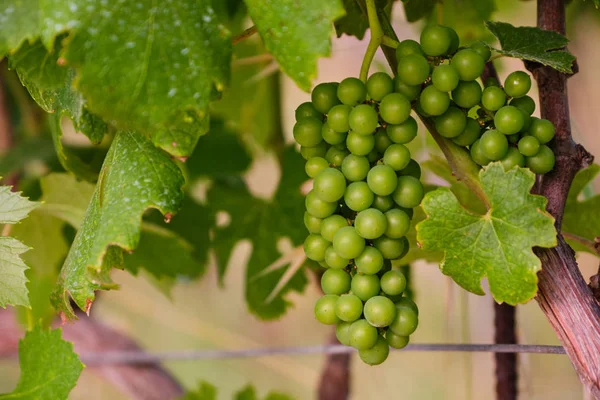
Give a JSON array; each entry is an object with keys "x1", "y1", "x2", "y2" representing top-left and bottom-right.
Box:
[{"x1": 1, "y1": 0, "x2": 599, "y2": 399}]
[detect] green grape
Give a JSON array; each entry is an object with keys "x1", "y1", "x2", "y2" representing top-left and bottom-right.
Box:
[
  {"x1": 451, "y1": 49, "x2": 485, "y2": 81},
  {"x1": 327, "y1": 104, "x2": 352, "y2": 133},
  {"x1": 529, "y1": 118, "x2": 555, "y2": 144},
  {"x1": 526, "y1": 145, "x2": 555, "y2": 174},
  {"x1": 304, "y1": 234, "x2": 330, "y2": 261},
  {"x1": 324, "y1": 246, "x2": 349, "y2": 269},
  {"x1": 373, "y1": 236, "x2": 405, "y2": 260},
  {"x1": 355, "y1": 246, "x2": 384, "y2": 275},
  {"x1": 383, "y1": 144, "x2": 411, "y2": 171},
  {"x1": 452, "y1": 118, "x2": 481, "y2": 147},
  {"x1": 393, "y1": 77, "x2": 422, "y2": 101},
  {"x1": 386, "y1": 116, "x2": 418, "y2": 144},
  {"x1": 451, "y1": 80, "x2": 482, "y2": 109},
  {"x1": 392, "y1": 176, "x2": 424, "y2": 209},
  {"x1": 389, "y1": 305, "x2": 418, "y2": 336},
  {"x1": 367, "y1": 72, "x2": 394, "y2": 101},
  {"x1": 380, "y1": 270, "x2": 407, "y2": 296},
  {"x1": 397, "y1": 236, "x2": 410, "y2": 260},
  {"x1": 359, "y1": 335, "x2": 390, "y2": 365},
  {"x1": 384, "y1": 208, "x2": 411, "y2": 239},
  {"x1": 342, "y1": 154, "x2": 370, "y2": 182},
  {"x1": 519, "y1": 111, "x2": 532, "y2": 133},
  {"x1": 337, "y1": 77, "x2": 367, "y2": 106},
  {"x1": 321, "y1": 268, "x2": 351, "y2": 295},
  {"x1": 333, "y1": 226, "x2": 366, "y2": 259},
  {"x1": 396, "y1": 39, "x2": 424, "y2": 58},
  {"x1": 319, "y1": 260, "x2": 331, "y2": 269},
  {"x1": 367, "y1": 165, "x2": 398, "y2": 196},
  {"x1": 518, "y1": 135, "x2": 540, "y2": 157},
  {"x1": 397, "y1": 54, "x2": 430, "y2": 86},
  {"x1": 335, "y1": 294, "x2": 363, "y2": 322},
  {"x1": 312, "y1": 83, "x2": 341, "y2": 113},
  {"x1": 293, "y1": 117, "x2": 323, "y2": 147},
  {"x1": 305, "y1": 190, "x2": 337, "y2": 218},
  {"x1": 321, "y1": 215, "x2": 349, "y2": 242},
  {"x1": 415, "y1": 100, "x2": 431, "y2": 118},
  {"x1": 372, "y1": 195, "x2": 394, "y2": 213},
  {"x1": 325, "y1": 146, "x2": 349, "y2": 167},
  {"x1": 322, "y1": 121, "x2": 347, "y2": 145},
  {"x1": 470, "y1": 139, "x2": 491, "y2": 166},
  {"x1": 396, "y1": 296, "x2": 419, "y2": 316},
  {"x1": 386, "y1": 331, "x2": 410, "y2": 349},
  {"x1": 374, "y1": 128, "x2": 393, "y2": 153},
  {"x1": 398, "y1": 207, "x2": 414, "y2": 220},
  {"x1": 364, "y1": 295, "x2": 396, "y2": 327},
  {"x1": 351, "y1": 274, "x2": 381, "y2": 301},
  {"x1": 435, "y1": 107, "x2": 467, "y2": 138},
  {"x1": 380, "y1": 93, "x2": 411, "y2": 125},
  {"x1": 481, "y1": 86, "x2": 506, "y2": 111},
  {"x1": 480, "y1": 130, "x2": 509, "y2": 160},
  {"x1": 420, "y1": 25, "x2": 452, "y2": 56},
  {"x1": 344, "y1": 181, "x2": 375, "y2": 212},
  {"x1": 510, "y1": 95, "x2": 536, "y2": 115},
  {"x1": 419, "y1": 85, "x2": 450, "y2": 116},
  {"x1": 355, "y1": 208, "x2": 388, "y2": 239},
  {"x1": 314, "y1": 294, "x2": 340, "y2": 325},
  {"x1": 432, "y1": 64, "x2": 460, "y2": 92},
  {"x1": 300, "y1": 142, "x2": 328, "y2": 160},
  {"x1": 295, "y1": 102, "x2": 322, "y2": 121},
  {"x1": 303, "y1": 212, "x2": 322, "y2": 234},
  {"x1": 336, "y1": 321, "x2": 353, "y2": 345},
  {"x1": 507, "y1": 134, "x2": 520, "y2": 144},
  {"x1": 470, "y1": 41, "x2": 491, "y2": 62},
  {"x1": 446, "y1": 27, "x2": 460, "y2": 54},
  {"x1": 494, "y1": 106, "x2": 524, "y2": 135},
  {"x1": 349, "y1": 319, "x2": 378, "y2": 350},
  {"x1": 500, "y1": 147, "x2": 525, "y2": 170},
  {"x1": 504, "y1": 70, "x2": 532, "y2": 98},
  {"x1": 305, "y1": 157, "x2": 329, "y2": 178},
  {"x1": 313, "y1": 168, "x2": 346, "y2": 202},
  {"x1": 349, "y1": 104, "x2": 379, "y2": 135},
  {"x1": 346, "y1": 132, "x2": 375, "y2": 156},
  {"x1": 398, "y1": 159, "x2": 422, "y2": 179},
  {"x1": 367, "y1": 150, "x2": 381, "y2": 163},
  {"x1": 378, "y1": 259, "x2": 393, "y2": 277}
]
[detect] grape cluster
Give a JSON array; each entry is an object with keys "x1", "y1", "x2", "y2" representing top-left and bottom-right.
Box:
[
  {"x1": 398, "y1": 25, "x2": 556, "y2": 174},
  {"x1": 295, "y1": 74, "x2": 423, "y2": 365}
]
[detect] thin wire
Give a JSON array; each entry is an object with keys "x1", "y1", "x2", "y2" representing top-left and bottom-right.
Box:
[{"x1": 79, "y1": 343, "x2": 566, "y2": 366}]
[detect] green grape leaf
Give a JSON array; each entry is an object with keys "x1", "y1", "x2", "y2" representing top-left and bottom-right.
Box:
[
  {"x1": 417, "y1": 163, "x2": 557, "y2": 305},
  {"x1": 244, "y1": 0, "x2": 344, "y2": 91},
  {"x1": 37, "y1": 173, "x2": 95, "y2": 228},
  {"x1": 0, "y1": 186, "x2": 38, "y2": 224},
  {"x1": 403, "y1": 0, "x2": 439, "y2": 22},
  {"x1": 562, "y1": 164, "x2": 600, "y2": 255},
  {"x1": 437, "y1": 0, "x2": 495, "y2": 42},
  {"x1": 0, "y1": 326, "x2": 83, "y2": 400},
  {"x1": 485, "y1": 21, "x2": 576, "y2": 74},
  {"x1": 207, "y1": 147, "x2": 308, "y2": 319},
  {"x1": 335, "y1": 0, "x2": 369, "y2": 40},
  {"x1": 180, "y1": 382, "x2": 217, "y2": 400},
  {"x1": 0, "y1": 137, "x2": 57, "y2": 177},
  {"x1": 51, "y1": 131, "x2": 185, "y2": 319}
]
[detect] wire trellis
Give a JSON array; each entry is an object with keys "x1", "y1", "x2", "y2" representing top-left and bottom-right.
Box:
[{"x1": 78, "y1": 343, "x2": 566, "y2": 366}]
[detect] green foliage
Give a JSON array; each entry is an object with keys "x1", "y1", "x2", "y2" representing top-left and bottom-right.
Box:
[
  {"x1": 402, "y1": 0, "x2": 439, "y2": 22},
  {"x1": 0, "y1": 325, "x2": 83, "y2": 400},
  {"x1": 335, "y1": 0, "x2": 370, "y2": 39},
  {"x1": 563, "y1": 164, "x2": 600, "y2": 255},
  {"x1": 0, "y1": 137, "x2": 56, "y2": 177},
  {"x1": 180, "y1": 382, "x2": 292, "y2": 400},
  {"x1": 180, "y1": 382, "x2": 217, "y2": 400},
  {"x1": 235, "y1": 385, "x2": 294, "y2": 400},
  {"x1": 245, "y1": 0, "x2": 345, "y2": 91},
  {"x1": 207, "y1": 147, "x2": 309, "y2": 319},
  {"x1": 417, "y1": 163, "x2": 557, "y2": 305},
  {"x1": 51, "y1": 131, "x2": 185, "y2": 319},
  {"x1": 438, "y1": 0, "x2": 495, "y2": 42},
  {"x1": 485, "y1": 21, "x2": 576, "y2": 74}
]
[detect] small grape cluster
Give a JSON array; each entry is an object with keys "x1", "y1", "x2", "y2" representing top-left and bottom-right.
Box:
[
  {"x1": 294, "y1": 71, "x2": 423, "y2": 365},
  {"x1": 398, "y1": 25, "x2": 556, "y2": 173}
]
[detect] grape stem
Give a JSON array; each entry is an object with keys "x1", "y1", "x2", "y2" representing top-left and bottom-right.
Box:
[
  {"x1": 232, "y1": 25, "x2": 257, "y2": 45},
  {"x1": 359, "y1": 0, "x2": 385, "y2": 82}
]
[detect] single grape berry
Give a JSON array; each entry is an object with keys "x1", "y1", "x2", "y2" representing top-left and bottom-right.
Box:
[
  {"x1": 481, "y1": 86, "x2": 506, "y2": 111},
  {"x1": 342, "y1": 154, "x2": 370, "y2": 182},
  {"x1": 452, "y1": 118, "x2": 481, "y2": 147},
  {"x1": 470, "y1": 41, "x2": 491, "y2": 62},
  {"x1": 337, "y1": 77, "x2": 367, "y2": 106},
  {"x1": 295, "y1": 102, "x2": 322, "y2": 121},
  {"x1": 432, "y1": 64, "x2": 460, "y2": 92},
  {"x1": 344, "y1": 181, "x2": 375, "y2": 212},
  {"x1": 355, "y1": 208, "x2": 388, "y2": 239},
  {"x1": 518, "y1": 136, "x2": 541, "y2": 157},
  {"x1": 304, "y1": 234, "x2": 330, "y2": 261},
  {"x1": 336, "y1": 321, "x2": 352, "y2": 346},
  {"x1": 435, "y1": 107, "x2": 467, "y2": 138},
  {"x1": 470, "y1": 139, "x2": 491, "y2": 166},
  {"x1": 327, "y1": 104, "x2": 352, "y2": 133},
  {"x1": 383, "y1": 144, "x2": 411, "y2": 171},
  {"x1": 500, "y1": 147, "x2": 525, "y2": 171},
  {"x1": 312, "y1": 83, "x2": 341, "y2": 113},
  {"x1": 529, "y1": 118, "x2": 555, "y2": 144},
  {"x1": 395, "y1": 39, "x2": 424, "y2": 58},
  {"x1": 349, "y1": 319, "x2": 378, "y2": 350},
  {"x1": 494, "y1": 106, "x2": 525, "y2": 135},
  {"x1": 322, "y1": 121, "x2": 347, "y2": 145},
  {"x1": 367, "y1": 165, "x2": 398, "y2": 196},
  {"x1": 359, "y1": 335, "x2": 390, "y2": 366},
  {"x1": 351, "y1": 274, "x2": 381, "y2": 302},
  {"x1": 313, "y1": 168, "x2": 346, "y2": 202},
  {"x1": 349, "y1": 104, "x2": 379, "y2": 135},
  {"x1": 333, "y1": 226, "x2": 366, "y2": 259},
  {"x1": 314, "y1": 294, "x2": 340, "y2": 325},
  {"x1": 364, "y1": 295, "x2": 397, "y2": 327},
  {"x1": 300, "y1": 142, "x2": 328, "y2": 160},
  {"x1": 346, "y1": 132, "x2": 375, "y2": 157},
  {"x1": 321, "y1": 214, "x2": 349, "y2": 242},
  {"x1": 480, "y1": 130, "x2": 509, "y2": 161},
  {"x1": 324, "y1": 246, "x2": 349, "y2": 269},
  {"x1": 386, "y1": 117, "x2": 418, "y2": 144},
  {"x1": 446, "y1": 26, "x2": 460, "y2": 54},
  {"x1": 392, "y1": 176, "x2": 424, "y2": 209},
  {"x1": 380, "y1": 270, "x2": 407, "y2": 296},
  {"x1": 451, "y1": 81, "x2": 482, "y2": 109},
  {"x1": 305, "y1": 190, "x2": 337, "y2": 218},
  {"x1": 397, "y1": 54, "x2": 430, "y2": 86},
  {"x1": 374, "y1": 128, "x2": 393, "y2": 154},
  {"x1": 485, "y1": 77, "x2": 499, "y2": 87},
  {"x1": 394, "y1": 77, "x2": 422, "y2": 101},
  {"x1": 387, "y1": 331, "x2": 410, "y2": 349},
  {"x1": 389, "y1": 305, "x2": 419, "y2": 336},
  {"x1": 373, "y1": 236, "x2": 406, "y2": 260},
  {"x1": 420, "y1": 25, "x2": 452, "y2": 56},
  {"x1": 526, "y1": 145, "x2": 555, "y2": 174},
  {"x1": 384, "y1": 208, "x2": 411, "y2": 239},
  {"x1": 451, "y1": 49, "x2": 485, "y2": 81},
  {"x1": 355, "y1": 246, "x2": 385, "y2": 275},
  {"x1": 504, "y1": 71, "x2": 532, "y2": 98},
  {"x1": 510, "y1": 95, "x2": 536, "y2": 115},
  {"x1": 305, "y1": 157, "x2": 329, "y2": 178},
  {"x1": 366, "y1": 72, "x2": 394, "y2": 101},
  {"x1": 304, "y1": 211, "x2": 322, "y2": 234},
  {"x1": 325, "y1": 146, "x2": 349, "y2": 166},
  {"x1": 335, "y1": 294, "x2": 363, "y2": 322},
  {"x1": 398, "y1": 159, "x2": 422, "y2": 179},
  {"x1": 419, "y1": 85, "x2": 450, "y2": 116},
  {"x1": 321, "y1": 268, "x2": 351, "y2": 295},
  {"x1": 379, "y1": 93, "x2": 411, "y2": 125},
  {"x1": 293, "y1": 117, "x2": 323, "y2": 147}
]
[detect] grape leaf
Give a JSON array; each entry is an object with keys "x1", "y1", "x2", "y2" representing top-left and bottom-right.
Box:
[
  {"x1": 207, "y1": 147, "x2": 308, "y2": 319},
  {"x1": 436, "y1": 0, "x2": 495, "y2": 42},
  {"x1": 403, "y1": 0, "x2": 439, "y2": 22},
  {"x1": 417, "y1": 163, "x2": 557, "y2": 305},
  {"x1": 180, "y1": 382, "x2": 217, "y2": 400},
  {"x1": 0, "y1": 326, "x2": 83, "y2": 400},
  {"x1": 0, "y1": 137, "x2": 57, "y2": 177},
  {"x1": 244, "y1": 0, "x2": 345, "y2": 91},
  {"x1": 335, "y1": 0, "x2": 369, "y2": 40},
  {"x1": 51, "y1": 131, "x2": 185, "y2": 319},
  {"x1": 37, "y1": 173, "x2": 95, "y2": 228},
  {"x1": 562, "y1": 164, "x2": 600, "y2": 255},
  {"x1": 485, "y1": 21, "x2": 576, "y2": 74},
  {"x1": 0, "y1": 186, "x2": 38, "y2": 224}
]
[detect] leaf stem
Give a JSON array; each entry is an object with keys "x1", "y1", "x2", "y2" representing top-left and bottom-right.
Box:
[
  {"x1": 381, "y1": 35, "x2": 400, "y2": 48},
  {"x1": 359, "y1": 0, "x2": 385, "y2": 82},
  {"x1": 232, "y1": 25, "x2": 257, "y2": 45}
]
